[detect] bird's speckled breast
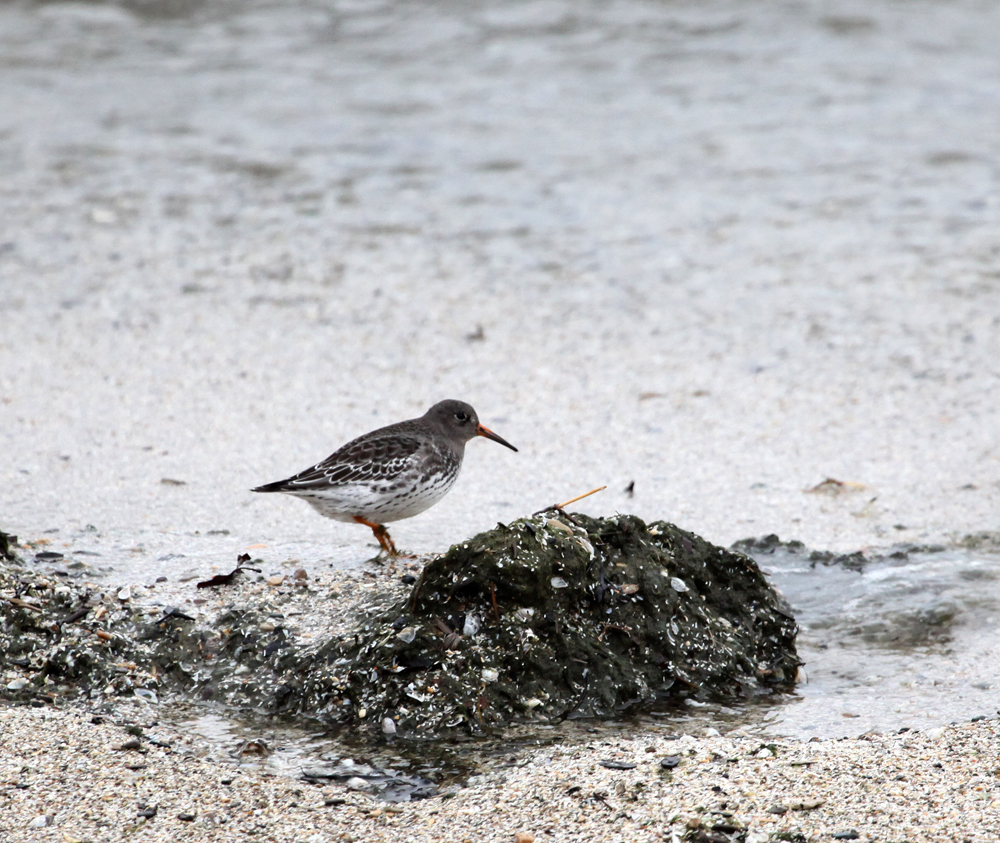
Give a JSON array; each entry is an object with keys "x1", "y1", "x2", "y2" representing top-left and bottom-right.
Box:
[{"x1": 294, "y1": 442, "x2": 463, "y2": 524}]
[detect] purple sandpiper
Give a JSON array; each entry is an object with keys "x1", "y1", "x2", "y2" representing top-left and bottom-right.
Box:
[{"x1": 252, "y1": 400, "x2": 517, "y2": 555}]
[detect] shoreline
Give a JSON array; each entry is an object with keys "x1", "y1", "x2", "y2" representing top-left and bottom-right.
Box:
[{"x1": 4, "y1": 534, "x2": 998, "y2": 841}]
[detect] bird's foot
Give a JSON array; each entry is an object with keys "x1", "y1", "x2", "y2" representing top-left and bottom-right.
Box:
[
  {"x1": 353, "y1": 516, "x2": 399, "y2": 556},
  {"x1": 373, "y1": 525, "x2": 398, "y2": 556}
]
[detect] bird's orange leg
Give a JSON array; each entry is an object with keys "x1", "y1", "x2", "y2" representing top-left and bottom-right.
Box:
[{"x1": 352, "y1": 516, "x2": 398, "y2": 556}]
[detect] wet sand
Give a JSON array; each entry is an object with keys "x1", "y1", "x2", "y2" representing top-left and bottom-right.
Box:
[{"x1": 2, "y1": 0, "x2": 999, "y2": 570}]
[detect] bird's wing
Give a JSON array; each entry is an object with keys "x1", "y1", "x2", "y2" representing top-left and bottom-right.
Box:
[{"x1": 274, "y1": 433, "x2": 424, "y2": 490}]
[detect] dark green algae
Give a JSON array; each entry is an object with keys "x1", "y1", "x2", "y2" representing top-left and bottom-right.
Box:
[
  {"x1": 268, "y1": 514, "x2": 799, "y2": 735},
  {"x1": 1, "y1": 515, "x2": 799, "y2": 737}
]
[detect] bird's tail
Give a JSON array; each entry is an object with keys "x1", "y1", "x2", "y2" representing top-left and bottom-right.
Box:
[{"x1": 251, "y1": 480, "x2": 289, "y2": 493}]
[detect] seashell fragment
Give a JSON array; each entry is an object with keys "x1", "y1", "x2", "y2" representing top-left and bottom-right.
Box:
[{"x1": 463, "y1": 613, "x2": 481, "y2": 636}]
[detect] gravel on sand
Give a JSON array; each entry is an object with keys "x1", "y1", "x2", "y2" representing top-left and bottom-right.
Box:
[{"x1": 2, "y1": 706, "x2": 998, "y2": 843}]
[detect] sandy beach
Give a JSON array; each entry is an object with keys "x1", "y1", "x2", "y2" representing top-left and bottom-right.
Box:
[
  {"x1": 2, "y1": 0, "x2": 1000, "y2": 839},
  {"x1": 3, "y1": 704, "x2": 999, "y2": 842}
]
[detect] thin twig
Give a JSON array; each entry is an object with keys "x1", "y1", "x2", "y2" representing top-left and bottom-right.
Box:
[
  {"x1": 490, "y1": 582, "x2": 500, "y2": 624},
  {"x1": 6, "y1": 598, "x2": 42, "y2": 613},
  {"x1": 556, "y1": 666, "x2": 591, "y2": 721},
  {"x1": 533, "y1": 486, "x2": 607, "y2": 516}
]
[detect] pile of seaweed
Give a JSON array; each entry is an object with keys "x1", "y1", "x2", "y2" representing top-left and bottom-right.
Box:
[
  {"x1": 0, "y1": 547, "x2": 216, "y2": 704},
  {"x1": 0, "y1": 529, "x2": 260, "y2": 707},
  {"x1": 1, "y1": 515, "x2": 799, "y2": 737},
  {"x1": 273, "y1": 513, "x2": 799, "y2": 735}
]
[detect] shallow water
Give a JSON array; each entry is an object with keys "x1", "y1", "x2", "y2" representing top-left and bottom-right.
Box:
[
  {"x1": 28, "y1": 526, "x2": 1000, "y2": 742},
  {"x1": 3, "y1": 0, "x2": 1000, "y2": 562},
  {"x1": 759, "y1": 546, "x2": 1000, "y2": 738}
]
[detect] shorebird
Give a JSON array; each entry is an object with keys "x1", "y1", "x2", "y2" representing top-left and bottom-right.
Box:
[{"x1": 252, "y1": 400, "x2": 517, "y2": 555}]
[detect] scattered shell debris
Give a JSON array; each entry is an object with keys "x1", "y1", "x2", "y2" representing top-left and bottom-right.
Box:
[
  {"x1": 805, "y1": 478, "x2": 867, "y2": 496},
  {"x1": 1, "y1": 704, "x2": 997, "y2": 843},
  {"x1": 2, "y1": 524, "x2": 999, "y2": 841}
]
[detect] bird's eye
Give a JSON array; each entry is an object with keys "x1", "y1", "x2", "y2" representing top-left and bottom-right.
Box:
[{"x1": 455, "y1": 412, "x2": 470, "y2": 422}]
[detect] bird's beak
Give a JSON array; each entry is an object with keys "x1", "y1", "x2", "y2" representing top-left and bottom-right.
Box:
[{"x1": 477, "y1": 423, "x2": 518, "y2": 452}]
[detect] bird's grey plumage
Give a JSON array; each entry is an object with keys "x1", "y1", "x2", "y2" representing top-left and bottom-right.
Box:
[{"x1": 252, "y1": 400, "x2": 517, "y2": 554}]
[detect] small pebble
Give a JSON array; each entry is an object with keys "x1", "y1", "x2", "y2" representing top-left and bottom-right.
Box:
[
  {"x1": 27, "y1": 815, "x2": 51, "y2": 829},
  {"x1": 789, "y1": 798, "x2": 825, "y2": 811},
  {"x1": 660, "y1": 755, "x2": 681, "y2": 769}
]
